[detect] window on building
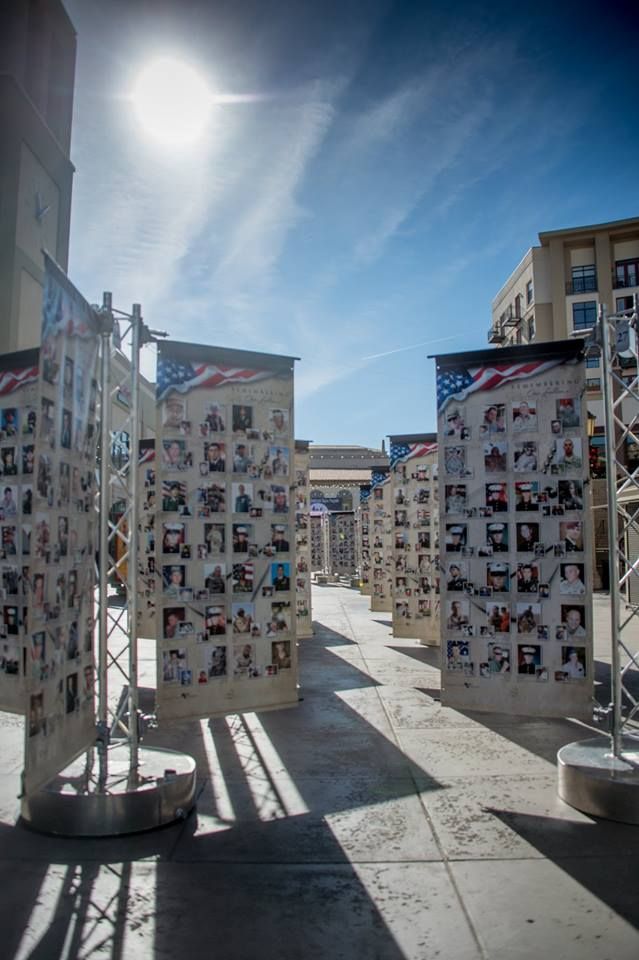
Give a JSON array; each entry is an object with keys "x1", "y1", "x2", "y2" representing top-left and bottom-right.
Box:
[
  {"x1": 527, "y1": 316, "x2": 535, "y2": 342},
  {"x1": 570, "y1": 264, "x2": 597, "y2": 294},
  {"x1": 616, "y1": 296, "x2": 634, "y2": 312},
  {"x1": 615, "y1": 259, "x2": 638, "y2": 289},
  {"x1": 526, "y1": 280, "x2": 533, "y2": 305},
  {"x1": 586, "y1": 356, "x2": 600, "y2": 368},
  {"x1": 572, "y1": 300, "x2": 597, "y2": 330},
  {"x1": 514, "y1": 294, "x2": 522, "y2": 318}
]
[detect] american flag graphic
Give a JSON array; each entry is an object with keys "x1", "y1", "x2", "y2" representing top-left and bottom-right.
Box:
[
  {"x1": 389, "y1": 441, "x2": 438, "y2": 469},
  {"x1": 0, "y1": 365, "x2": 39, "y2": 397},
  {"x1": 370, "y1": 470, "x2": 390, "y2": 489},
  {"x1": 437, "y1": 358, "x2": 569, "y2": 412},
  {"x1": 157, "y1": 357, "x2": 272, "y2": 401}
]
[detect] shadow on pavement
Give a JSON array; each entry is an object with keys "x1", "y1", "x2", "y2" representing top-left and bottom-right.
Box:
[{"x1": 484, "y1": 808, "x2": 639, "y2": 930}]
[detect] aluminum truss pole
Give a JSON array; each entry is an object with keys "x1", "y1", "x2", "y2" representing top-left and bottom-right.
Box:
[
  {"x1": 98, "y1": 292, "x2": 114, "y2": 788},
  {"x1": 127, "y1": 305, "x2": 142, "y2": 774},
  {"x1": 600, "y1": 304, "x2": 625, "y2": 757}
]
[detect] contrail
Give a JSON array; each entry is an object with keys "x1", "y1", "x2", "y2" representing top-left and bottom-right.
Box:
[{"x1": 361, "y1": 334, "x2": 461, "y2": 362}]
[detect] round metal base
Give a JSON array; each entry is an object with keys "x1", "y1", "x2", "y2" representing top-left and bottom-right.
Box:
[
  {"x1": 557, "y1": 736, "x2": 639, "y2": 825},
  {"x1": 20, "y1": 744, "x2": 197, "y2": 837}
]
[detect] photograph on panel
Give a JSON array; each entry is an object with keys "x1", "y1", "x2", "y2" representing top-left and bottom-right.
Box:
[
  {"x1": 516, "y1": 521, "x2": 539, "y2": 552},
  {"x1": 443, "y1": 407, "x2": 466, "y2": 438},
  {"x1": 269, "y1": 601, "x2": 291, "y2": 634},
  {"x1": 516, "y1": 562, "x2": 539, "y2": 594},
  {"x1": 162, "y1": 479, "x2": 188, "y2": 513},
  {"x1": 487, "y1": 562, "x2": 509, "y2": 594},
  {"x1": 557, "y1": 479, "x2": 584, "y2": 510},
  {"x1": 203, "y1": 644, "x2": 227, "y2": 680},
  {"x1": 445, "y1": 523, "x2": 466, "y2": 552},
  {"x1": 203, "y1": 440, "x2": 226, "y2": 472},
  {"x1": 204, "y1": 523, "x2": 225, "y2": 555},
  {"x1": 512, "y1": 400, "x2": 537, "y2": 432},
  {"x1": 162, "y1": 438, "x2": 187, "y2": 470},
  {"x1": 232, "y1": 562, "x2": 254, "y2": 594},
  {"x1": 162, "y1": 396, "x2": 190, "y2": 435},
  {"x1": 557, "y1": 645, "x2": 587, "y2": 680},
  {"x1": 550, "y1": 436, "x2": 583, "y2": 474},
  {"x1": 163, "y1": 607, "x2": 186, "y2": 639},
  {"x1": 559, "y1": 519, "x2": 583, "y2": 553},
  {"x1": 559, "y1": 562, "x2": 585, "y2": 595},
  {"x1": 561, "y1": 604, "x2": 587, "y2": 637},
  {"x1": 203, "y1": 402, "x2": 225, "y2": 433},
  {"x1": 271, "y1": 562, "x2": 290, "y2": 591},
  {"x1": 232, "y1": 524, "x2": 252, "y2": 553},
  {"x1": 480, "y1": 403, "x2": 506, "y2": 437},
  {"x1": 515, "y1": 481, "x2": 538, "y2": 511},
  {"x1": 232, "y1": 481, "x2": 253, "y2": 513},
  {"x1": 205, "y1": 605, "x2": 227, "y2": 637},
  {"x1": 446, "y1": 598, "x2": 470, "y2": 632},
  {"x1": 513, "y1": 440, "x2": 538, "y2": 472},
  {"x1": 486, "y1": 602, "x2": 511, "y2": 634},
  {"x1": 202, "y1": 563, "x2": 225, "y2": 595},
  {"x1": 445, "y1": 483, "x2": 467, "y2": 513},
  {"x1": 162, "y1": 521, "x2": 186, "y2": 555},
  {"x1": 232, "y1": 405, "x2": 253, "y2": 433},
  {"x1": 444, "y1": 445, "x2": 466, "y2": 477},
  {"x1": 516, "y1": 602, "x2": 541, "y2": 634},
  {"x1": 556, "y1": 397, "x2": 581, "y2": 428},
  {"x1": 233, "y1": 641, "x2": 257, "y2": 677},
  {"x1": 268, "y1": 446, "x2": 289, "y2": 477},
  {"x1": 479, "y1": 641, "x2": 511, "y2": 676},
  {"x1": 269, "y1": 408, "x2": 289, "y2": 436},
  {"x1": 446, "y1": 639, "x2": 473, "y2": 674},
  {"x1": 162, "y1": 563, "x2": 186, "y2": 599},
  {"x1": 485, "y1": 482, "x2": 508, "y2": 512},
  {"x1": 517, "y1": 643, "x2": 542, "y2": 676},
  {"x1": 483, "y1": 441, "x2": 507, "y2": 473},
  {"x1": 486, "y1": 521, "x2": 508, "y2": 553},
  {"x1": 272, "y1": 639, "x2": 292, "y2": 668}
]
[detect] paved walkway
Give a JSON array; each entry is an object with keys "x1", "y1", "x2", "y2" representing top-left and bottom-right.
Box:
[{"x1": 0, "y1": 585, "x2": 638, "y2": 959}]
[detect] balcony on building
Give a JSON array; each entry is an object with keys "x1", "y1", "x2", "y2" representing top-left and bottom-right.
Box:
[
  {"x1": 613, "y1": 258, "x2": 639, "y2": 289},
  {"x1": 488, "y1": 323, "x2": 506, "y2": 343}
]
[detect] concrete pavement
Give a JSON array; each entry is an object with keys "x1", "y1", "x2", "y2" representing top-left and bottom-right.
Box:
[{"x1": 0, "y1": 585, "x2": 638, "y2": 959}]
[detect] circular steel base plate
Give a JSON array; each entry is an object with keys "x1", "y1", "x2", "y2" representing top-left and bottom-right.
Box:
[
  {"x1": 557, "y1": 736, "x2": 639, "y2": 825},
  {"x1": 20, "y1": 744, "x2": 197, "y2": 837}
]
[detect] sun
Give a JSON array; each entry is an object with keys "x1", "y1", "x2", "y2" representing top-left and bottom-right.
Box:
[{"x1": 131, "y1": 58, "x2": 212, "y2": 146}]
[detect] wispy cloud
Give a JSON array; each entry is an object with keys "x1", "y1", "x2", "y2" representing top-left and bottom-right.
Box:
[{"x1": 361, "y1": 334, "x2": 462, "y2": 361}]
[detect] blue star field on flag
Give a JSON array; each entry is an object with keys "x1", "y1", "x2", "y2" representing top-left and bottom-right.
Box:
[
  {"x1": 156, "y1": 358, "x2": 199, "y2": 399},
  {"x1": 436, "y1": 368, "x2": 475, "y2": 411},
  {"x1": 370, "y1": 470, "x2": 390, "y2": 489}
]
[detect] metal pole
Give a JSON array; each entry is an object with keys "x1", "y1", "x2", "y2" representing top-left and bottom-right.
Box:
[
  {"x1": 127, "y1": 304, "x2": 142, "y2": 774},
  {"x1": 600, "y1": 303, "x2": 623, "y2": 756},
  {"x1": 98, "y1": 292, "x2": 113, "y2": 788}
]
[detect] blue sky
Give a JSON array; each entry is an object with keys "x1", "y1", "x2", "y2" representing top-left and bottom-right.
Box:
[{"x1": 64, "y1": 0, "x2": 638, "y2": 448}]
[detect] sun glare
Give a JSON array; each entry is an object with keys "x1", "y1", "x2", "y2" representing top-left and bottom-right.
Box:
[{"x1": 131, "y1": 58, "x2": 212, "y2": 146}]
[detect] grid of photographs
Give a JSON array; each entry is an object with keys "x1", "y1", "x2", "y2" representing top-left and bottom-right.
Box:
[
  {"x1": 137, "y1": 439, "x2": 157, "y2": 638},
  {"x1": 439, "y1": 369, "x2": 591, "y2": 703},
  {"x1": 0, "y1": 354, "x2": 39, "y2": 715},
  {"x1": 155, "y1": 350, "x2": 296, "y2": 717},
  {"x1": 358, "y1": 487, "x2": 371, "y2": 595},
  {"x1": 23, "y1": 268, "x2": 101, "y2": 793},
  {"x1": 370, "y1": 471, "x2": 393, "y2": 612},
  {"x1": 294, "y1": 445, "x2": 312, "y2": 637},
  {"x1": 390, "y1": 442, "x2": 440, "y2": 640},
  {"x1": 329, "y1": 511, "x2": 357, "y2": 576},
  {"x1": 310, "y1": 513, "x2": 327, "y2": 572}
]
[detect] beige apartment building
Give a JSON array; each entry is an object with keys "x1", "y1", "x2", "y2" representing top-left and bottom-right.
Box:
[{"x1": 489, "y1": 216, "x2": 639, "y2": 588}]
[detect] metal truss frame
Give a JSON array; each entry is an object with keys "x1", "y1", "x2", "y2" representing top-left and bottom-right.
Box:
[{"x1": 594, "y1": 293, "x2": 639, "y2": 755}]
